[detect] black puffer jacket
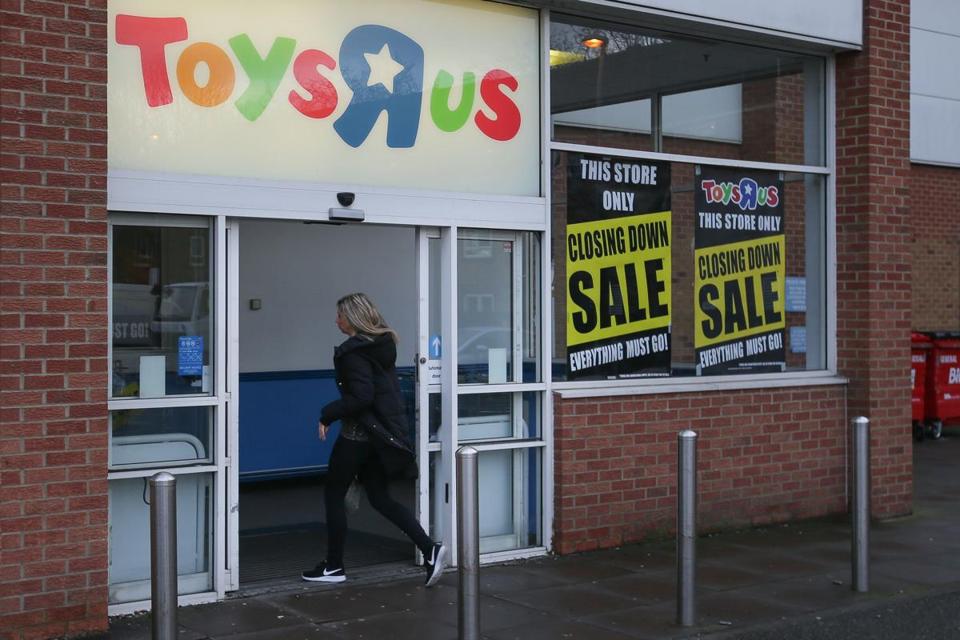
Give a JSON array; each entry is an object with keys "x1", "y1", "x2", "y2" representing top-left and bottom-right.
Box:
[{"x1": 320, "y1": 333, "x2": 417, "y2": 479}]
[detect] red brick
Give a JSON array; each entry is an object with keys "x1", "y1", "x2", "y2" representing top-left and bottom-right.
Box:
[{"x1": 553, "y1": 386, "x2": 848, "y2": 553}]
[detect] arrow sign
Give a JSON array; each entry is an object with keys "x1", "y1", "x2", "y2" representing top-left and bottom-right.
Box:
[{"x1": 430, "y1": 335, "x2": 442, "y2": 358}]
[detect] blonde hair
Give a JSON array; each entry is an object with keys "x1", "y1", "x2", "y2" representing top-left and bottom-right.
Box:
[{"x1": 336, "y1": 292, "x2": 399, "y2": 343}]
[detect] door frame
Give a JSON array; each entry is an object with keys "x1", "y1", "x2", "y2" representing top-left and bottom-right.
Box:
[
  {"x1": 220, "y1": 221, "x2": 549, "y2": 592},
  {"x1": 224, "y1": 219, "x2": 240, "y2": 592},
  {"x1": 416, "y1": 226, "x2": 551, "y2": 567},
  {"x1": 106, "y1": 213, "x2": 229, "y2": 615}
]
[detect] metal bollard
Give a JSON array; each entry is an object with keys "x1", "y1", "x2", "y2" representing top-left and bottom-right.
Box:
[
  {"x1": 677, "y1": 430, "x2": 698, "y2": 626},
  {"x1": 457, "y1": 446, "x2": 480, "y2": 640},
  {"x1": 149, "y1": 472, "x2": 178, "y2": 640},
  {"x1": 851, "y1": 416, "x2": 870, "y2": 592}
]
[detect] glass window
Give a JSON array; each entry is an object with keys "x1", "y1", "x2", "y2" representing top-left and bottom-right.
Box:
[
  {"x1": 111, "y1": 224, "x2": 212, "y2": 399},
  {"x1": 550, "y1": 18, "x2": 655, "y2": 151},
  {"x1": 549, "y1": 14, "x2": 827, "y2": 383},
  {"x1": 551, "y1": 152, "x2": 826, "y2": 380},
  {"x1": 429, "y1": 235, "x2": 441, "y2": 363},
  {"x1": 550, "y1": 15, "x2": 825, "y2": 166},
  {"x1": 428, "y1": 392, "x2": 441, "y2": 442},
  {"x1": 477, "y1": 448, "x2": 542, "y2": 554},
  {"x1": 110, "y1": 406, "x2": 213, "y2": 469},
  {"x1": 457, "y1": 392, "x2": 540, "y2": 442},
  {"x1": 457, "y1": 231, "x2": 541, "y2": 384},
  {"x1": 662, "y1": 84, "x2": 742, "y2": 147},
  {"x1": 428, "y1": 451, "x2": 441, "y2": 540},
  {"x1": 521, "y1": 233, "x2": 542, "y2": 383},
  {"x1": 108, "y1": 473, "x2": 213, "y2": 604},
  {"x1": 458, "y1": 235, "x2": 514, "y2": 384}
]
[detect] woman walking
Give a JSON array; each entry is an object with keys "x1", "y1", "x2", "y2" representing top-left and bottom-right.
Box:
[{"x1": 302, "y1": 293, "x2": 447, "y2": 587}]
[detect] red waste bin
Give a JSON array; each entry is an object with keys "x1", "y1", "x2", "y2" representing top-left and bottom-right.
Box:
[
  {"x1": 911, "y1": 332, "x2": 932, "y2": 441},
  {"x1": 923, "y1": 332, "x2": 960, "y2": 439}
]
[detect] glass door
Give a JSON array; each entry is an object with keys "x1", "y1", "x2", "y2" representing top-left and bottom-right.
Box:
[
  {"x1": 416, "y1": 228, "x2": 445, "y2": 554},
  {"x1": 455, "y1": 229, "x2": 544, "y2": 555},
  {"x1": 107, "y1": 214, "x2": 231, "y2": 609},
  {"x1": 416, "y1": 226, "x2": 546, "y2": 565}
]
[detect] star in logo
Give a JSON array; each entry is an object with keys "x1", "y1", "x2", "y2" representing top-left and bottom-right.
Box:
[
  {"x1": 364, "y1": 44, "x2": 404, "y2": 93},
  {"x1": 742, "y1": 182, "x2": 753, "y2": 196}
]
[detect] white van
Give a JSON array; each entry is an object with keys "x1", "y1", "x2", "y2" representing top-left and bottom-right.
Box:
[{"x1": 150, "y1": 282, "x2": 210, "y2": 339}]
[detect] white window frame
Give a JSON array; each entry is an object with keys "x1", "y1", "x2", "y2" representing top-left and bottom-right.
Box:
[
  {"x1": 106, "y1": 214, "x2": 229, "y2": 615},
  {"x1": 544, "y1": 8, "x2": 842, "y2": 398}
]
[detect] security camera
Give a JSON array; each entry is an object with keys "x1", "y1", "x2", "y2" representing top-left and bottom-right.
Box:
[{"x1": 337, "y1": 192, "x2": 355, "y2": 207}]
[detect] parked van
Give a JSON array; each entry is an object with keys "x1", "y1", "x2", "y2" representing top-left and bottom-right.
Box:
[{"x1": 150, "y1": 282, "x2": 210, "y2": 339}]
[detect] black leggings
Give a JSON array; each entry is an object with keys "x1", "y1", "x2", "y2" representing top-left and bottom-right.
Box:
[{"x1": 324, "y1": 436, "x2": 433, "y2": 567}]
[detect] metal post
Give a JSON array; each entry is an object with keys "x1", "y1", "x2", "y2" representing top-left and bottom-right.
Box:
[
  {"x1": 457, "y1": 446, "x2": 480, "y2": 640},
  {"x1": 150, "y1": 472, "x2": 178, "y2": 640},
  {"x1": 851, "y1": 416, "x2": 870, "y2": 592},
  {"x1": 677, "y1": 430, "x2": 697, "y2": 626}
]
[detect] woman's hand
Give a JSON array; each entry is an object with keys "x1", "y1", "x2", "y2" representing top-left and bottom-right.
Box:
[{"x1": 318, "y1": 421, "x2": 329, "y2": 441}]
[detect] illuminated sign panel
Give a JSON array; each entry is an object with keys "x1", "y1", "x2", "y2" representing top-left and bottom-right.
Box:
[{"x1": 108, "y1": 0, "x2": 540, "y2": 196}]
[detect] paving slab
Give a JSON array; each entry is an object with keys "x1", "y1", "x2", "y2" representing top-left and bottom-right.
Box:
[
  {"x1": 872, "y1": 555, "x2": 960, "y2": 587},
  {"x1": 177, "y1": 598, "x2": 307, "y2": 637},
  {"x1": 694, "y1": 588, "x2": 808, "y2": 626},
  {"x1": 267, "y1": 581, "x2": 458, "y2": 623},
  {"x1": 696, "y1": 562, "x2": 777, "y2": 591},
  {"x1": 733, "y1": 574, "x2": 865, "y2": 612},
  {"x1": 580, "y1": 601, "x2": 709, "y2": 640},
  {"x1": 106, "y1": 615, "x2": 208, "y2": 640},
  {"x1": 429, "y1": 592, "x2": 554, "y2": 631},
  {"x1": 434, "y1": 563, "x2": 573, "y2": 594},
  {"x1": 510, "y1": 554, "x2": 638, "y2": 583},
  {"x1": 698, "y1": 546, "x2": 834, "y2": 579},
  {"x1": 484, "y1": 617, "x2": 640, "y2": 640},
  {"x1": 592, "y1": 570, "x2": 676, "y2": 605},
  {"x1": 502, "y1": 582, "x2": 642, "y2": 618},
  {"x1": 316, "y1": 609, "x2": 457, "y2": 640},
  {"x1": 219, "y1": 622, "x2": 344, "y2": 640},
  {"x1": 102, "y1": 437, "x2": 960, "y2": 640},
  {"x1": 593, "y1": 546, "x2": 677, "y2": 573}
]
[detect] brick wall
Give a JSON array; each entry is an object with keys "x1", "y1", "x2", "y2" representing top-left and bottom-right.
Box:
[
  {"x1": 835, "y1": 0, "x2": 912, "y2": 517},
  {"x1": 553, "y1": 386, "x2": 847, "y2": 553},
  {"x1": 911, "y1": 163, "x2": 960, "y2": 332},
  {"x1": 0, "y1": 0, "x2": 110, "y2": 638},
  {"x1": 551, "y1": 0, "x2": 915, "y2": 551}
]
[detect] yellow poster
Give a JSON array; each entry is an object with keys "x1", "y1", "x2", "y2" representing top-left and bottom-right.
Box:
[
  {"x1": 565, "y1": 153, "x2": 672, "y2": 379},
  {"x1": 694, "y1": 166, "x2": 785, "y2": 374}
]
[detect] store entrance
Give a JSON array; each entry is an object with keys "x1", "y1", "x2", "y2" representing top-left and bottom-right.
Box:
[{"x1": 233, "y1": 220, "x2": 423, "y2": 586}]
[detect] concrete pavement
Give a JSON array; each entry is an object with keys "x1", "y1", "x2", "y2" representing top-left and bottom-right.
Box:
[{"x1": 103, "y1": 433, "x2": 960, "y2": 640}]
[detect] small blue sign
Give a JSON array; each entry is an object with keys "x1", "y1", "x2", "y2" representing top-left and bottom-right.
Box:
[
  {"x1": 789, "y1": 326, "x2": 807, "y2": 354},
  {"x1": 785, "y1": 277, "x2": 806, "y2": 313},
  {"x1": 178, "y1": 336, "x2": 204, "y2": 377},
  {"x1": 429, "y1": 335, "x2": 442, "y2": 358}
]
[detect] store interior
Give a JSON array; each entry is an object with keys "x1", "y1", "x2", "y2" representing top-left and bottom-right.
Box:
[{"x1": 237, "y1": 220, "x2": 421, "y2": 584}]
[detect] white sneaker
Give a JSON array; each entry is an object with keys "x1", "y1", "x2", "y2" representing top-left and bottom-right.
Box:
[
  {"x1": 424, "y1": 543, "x2": 447, "y2": 587},
  {"x1": 302, "y1": 562, "x2": 346, "y2": 583}
]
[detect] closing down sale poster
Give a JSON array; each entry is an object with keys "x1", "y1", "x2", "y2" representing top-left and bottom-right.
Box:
[
  {"x1": 694, "y1": 166, "x2": 785, "y2": 375},
  {"x1": 566, "y1": 152, "x2": 672, "y2": 379}
]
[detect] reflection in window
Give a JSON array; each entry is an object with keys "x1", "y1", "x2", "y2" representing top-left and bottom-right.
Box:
[
  {"x1": 551, "y1": 153, "x2": 826, "y2": 380},
  {"x1": 457, "y1": 392, "x2": 540, "y2": 442},
  {"x1": 550, "y1": 14, "x2": 824, "y2": 166},
  {"x1": 457, "y1": 231, "x2": 541, "y2": 385},
  {"x1": 111, "y1": 224, "x2": 212, "y2": 398},
  {"x1": 458, "y1": 235, "x2": 514, "y2": 384},
  {"x1": 110, "y1": 406, "x2": 212, "y2": 469}
]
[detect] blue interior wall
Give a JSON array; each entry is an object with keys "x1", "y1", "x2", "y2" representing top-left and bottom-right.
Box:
[{"x1": 239, "y1": 368, "x2": 416, "y2": 481}]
